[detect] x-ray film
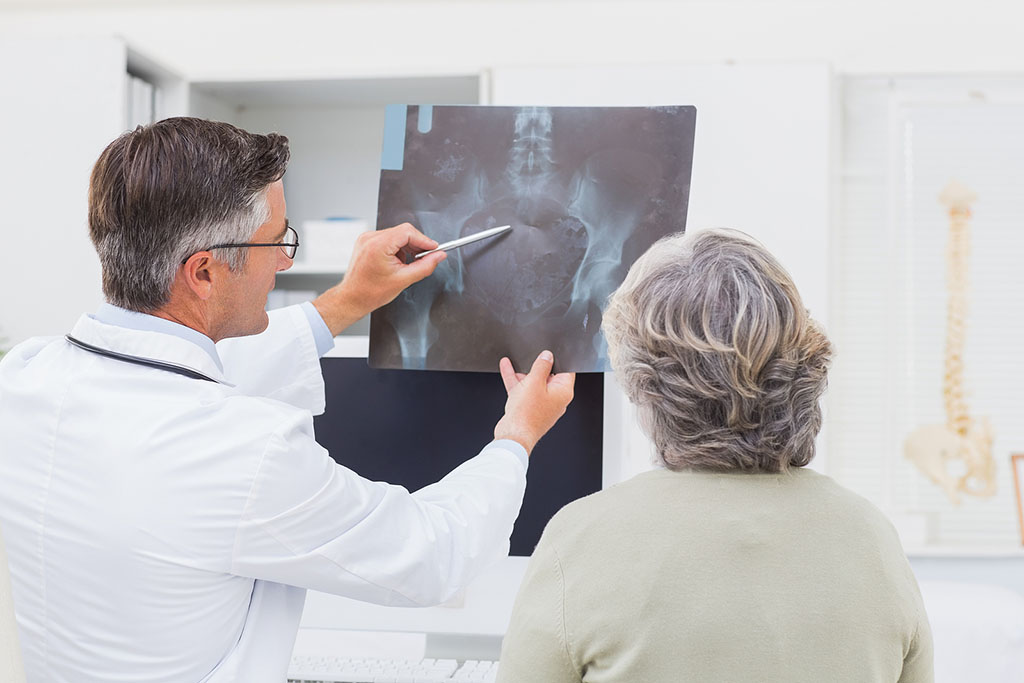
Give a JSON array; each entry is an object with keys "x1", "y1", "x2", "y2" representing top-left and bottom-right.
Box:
[{"x1": 369, "y1": 104, "x2": 696, "y2": 373}]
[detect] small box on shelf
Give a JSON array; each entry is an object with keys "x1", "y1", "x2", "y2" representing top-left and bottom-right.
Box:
[
  {"x1": 298, "y1": 217, "x2": 369, "y2": 271},
  {"x1": 267, "y1": 289, "x2": 318, "y2": 311}
]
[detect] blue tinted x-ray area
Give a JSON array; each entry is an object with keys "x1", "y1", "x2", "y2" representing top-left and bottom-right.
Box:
[{"x1": 369, "y1": 105, "x2": 696, "y2": 373}]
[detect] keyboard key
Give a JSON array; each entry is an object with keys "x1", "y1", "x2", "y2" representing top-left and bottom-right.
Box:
[{"x1": 287, "y1": 655, "x2": 498, "y2": 683}]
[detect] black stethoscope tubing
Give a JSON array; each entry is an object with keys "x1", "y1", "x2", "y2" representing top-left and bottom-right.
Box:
[{"x1": 65, "y1": 334, "x2": 218, "y2": 383}]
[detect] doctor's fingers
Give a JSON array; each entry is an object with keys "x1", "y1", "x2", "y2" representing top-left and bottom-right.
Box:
[
  {"x1": 525, "y1": 350, "x2": 555, "y2": 381},
  {"x1": 499, "y1": 357, "x2": 526, "y2": 393},
  {"x1": 381, "y1": 222, "x2": 439, "y2": 255},
  {"x1": 498, "y1": 357, "x2": 516, "y2": 392},
  {"x1": 546, "y1": 372, "x2": 576, "y2": 405},
  {"x1": 396, "y1": 250, "x2": 446, "y2": 289},
  {"x1": 547, "y1": 372, "x2": 575, "y2": 390}
]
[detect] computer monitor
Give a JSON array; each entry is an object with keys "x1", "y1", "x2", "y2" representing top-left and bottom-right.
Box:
[
  {"x1": 300, "y1": 337, "x2": 652, "y2": 639},
  {"x1": 314, "y1": 358, "x2": 603, "y2": 557}
]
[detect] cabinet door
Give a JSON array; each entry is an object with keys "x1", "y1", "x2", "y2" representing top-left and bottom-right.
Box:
[
  {"x1": 0, "y1": 37, "x2": 127, "y2": 344},
  {"x1": 489, "y1": 64, "x2": 834, "y2": 479}
]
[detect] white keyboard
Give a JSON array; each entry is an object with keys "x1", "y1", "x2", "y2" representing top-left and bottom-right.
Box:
[{"x1": 288, "y1": 655, "x2": 499, "y2": 683}]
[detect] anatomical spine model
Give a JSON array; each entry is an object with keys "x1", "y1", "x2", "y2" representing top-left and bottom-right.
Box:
[{"x1": 903, "y1": 181, "x2": 996, "y2": 505}]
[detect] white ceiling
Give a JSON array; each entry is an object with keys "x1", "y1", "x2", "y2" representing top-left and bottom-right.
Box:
[{"x1": 0, "y1": 0, "x2": 631, "y2": 7}]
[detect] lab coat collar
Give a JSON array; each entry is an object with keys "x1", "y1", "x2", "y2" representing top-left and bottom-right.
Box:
[
  {"x1": 94, "y1": 303, "x2": 223, "y2": 371},
  {"x1": 69, "y1": 314, "x2": 235, "y2": 387}
]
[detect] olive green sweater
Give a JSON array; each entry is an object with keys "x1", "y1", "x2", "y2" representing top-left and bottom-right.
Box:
[{"x1": 498, "y1": 467, "x2": 932, "y2": 683}]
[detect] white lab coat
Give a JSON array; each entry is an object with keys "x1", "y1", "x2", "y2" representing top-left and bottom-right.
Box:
[{"x1": 0, "y1": 305, "x2": 528, "y2": 683}]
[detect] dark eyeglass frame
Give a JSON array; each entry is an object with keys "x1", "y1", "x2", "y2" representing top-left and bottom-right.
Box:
[{"x1": 183, "y1": 224, "x2": 300, "y2": 264}]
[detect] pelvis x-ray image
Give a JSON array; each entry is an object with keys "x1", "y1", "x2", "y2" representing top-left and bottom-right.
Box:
[{"x1": 369, "y1": 104, "x2": 696, "y2": 373}]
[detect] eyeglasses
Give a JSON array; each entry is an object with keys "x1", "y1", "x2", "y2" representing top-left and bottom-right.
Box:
[{"x1": 204, "y1": 224, "x2": 300, "y2": 260}]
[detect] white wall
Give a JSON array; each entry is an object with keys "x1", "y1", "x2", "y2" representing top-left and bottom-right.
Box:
[
  {"x1": 0, "y1": 37, "x2": 125, "y2": 344},
  {"x1": 230, "y1": 105, "x2": 390, "y2": 225},
  {"x1": 0, "y1": 0, "x2": 1022, "y2": 81}
]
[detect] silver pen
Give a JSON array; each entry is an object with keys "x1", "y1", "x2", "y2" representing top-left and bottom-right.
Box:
[{"x1": 414, "y1": 225, "x2": 513, "y2": 259}]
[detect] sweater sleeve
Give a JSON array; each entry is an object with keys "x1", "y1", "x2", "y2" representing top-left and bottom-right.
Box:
[
  {"x1": 497, "y1": 527, "x2": 581, "y2": 683},
  {"x1": 898, "y1": 607, "x2": 935, "y2": 683}
]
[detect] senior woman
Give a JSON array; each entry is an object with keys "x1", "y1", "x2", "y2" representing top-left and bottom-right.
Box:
[{"x1": 496, "y1": 229, "x2": 932, "y2": 683}]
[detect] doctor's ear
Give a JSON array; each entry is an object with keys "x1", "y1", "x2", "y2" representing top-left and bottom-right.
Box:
[{"x1": 180, "y1": 252, "x2": 216, "y2": 300}]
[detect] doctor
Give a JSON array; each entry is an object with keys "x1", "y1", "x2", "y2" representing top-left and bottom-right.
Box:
[{"x1": 0, "y1": 117, "x2": 575, "y2": 683}]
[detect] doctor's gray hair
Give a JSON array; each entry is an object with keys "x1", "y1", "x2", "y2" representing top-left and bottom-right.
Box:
[
  {"x1": 88, "y1": 117, "x2": 290, "y2": 312},
  {"x1": 602, "y1": 228, "x2": 832, "y2": 473}
]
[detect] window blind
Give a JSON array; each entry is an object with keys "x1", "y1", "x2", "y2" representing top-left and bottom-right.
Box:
[{"x1": 832, "y1": 76, "x2": 1024, "y2": 550}]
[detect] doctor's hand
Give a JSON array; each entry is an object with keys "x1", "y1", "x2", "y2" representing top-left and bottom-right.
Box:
[
  {"x1": 494, "y1": 351, "x2": 576, "y2": 456},
  {"x1": 313, "y1": 223, "x2": 446, "y2": 335}
]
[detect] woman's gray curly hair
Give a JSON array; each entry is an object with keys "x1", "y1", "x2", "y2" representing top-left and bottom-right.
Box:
[{"x1": 602, "y1": 228, "x2": 833, "y2": 472}]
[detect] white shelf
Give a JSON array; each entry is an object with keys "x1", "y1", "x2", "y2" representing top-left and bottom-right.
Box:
[
  {"x1": 905, "y1": 546, "x2": 1024, "y2": 559},
  {"x1": 190, "y1": 74, "x2": 480, "y2": 108},
  {"x1": 279, "y1": 265, "x2": 345, "y2": 276}
]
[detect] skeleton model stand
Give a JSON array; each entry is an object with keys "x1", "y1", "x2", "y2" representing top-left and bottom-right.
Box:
[{"x1": 903, "y1": 181, "x2": 996, "y2": 505}]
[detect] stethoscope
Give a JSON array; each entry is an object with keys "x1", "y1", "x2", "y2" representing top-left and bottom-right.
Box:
[{"x1": 65, "y1": 334, "x2": 219, "y2": 383}]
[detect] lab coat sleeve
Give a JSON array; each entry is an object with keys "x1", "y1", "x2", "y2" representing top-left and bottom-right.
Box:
[
  {"x1": 216, "y1": 305, "x2": 326, "y2": 415},
  {"x1": 229, "y1": 408, "x2": 528, "y2": 607},
  {"x1": 496, "y1": 522, "x2": 581, "y2": 683}
]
